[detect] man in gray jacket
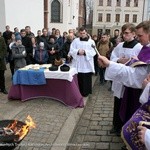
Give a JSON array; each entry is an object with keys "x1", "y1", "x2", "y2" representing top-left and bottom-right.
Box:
[{"x1": 12, "y1": 39, "x2": 26, "y2": 71}]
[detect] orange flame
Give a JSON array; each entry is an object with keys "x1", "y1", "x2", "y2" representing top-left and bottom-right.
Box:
[
  {"x1": 6, "y1": 115, "x2": 36, "y2": 141},
  {"x1": 7, "y1": 120, "x2": 18, "y2": 133},
  {"x1": 18, "y1": 115, "x2": 36, "y2": 140},
  {"x1": 7, "y1": 120, "x2": 17, "y2": 129}
]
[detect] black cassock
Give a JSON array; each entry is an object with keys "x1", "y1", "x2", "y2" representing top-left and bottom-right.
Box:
[{"x1": 77, "y1": 72, "x2": 92, "y2": 97}]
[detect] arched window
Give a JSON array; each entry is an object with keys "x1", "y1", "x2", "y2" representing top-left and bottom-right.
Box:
[{"x1": 51, "y1": 0, "x2": 60, "y2": 22}]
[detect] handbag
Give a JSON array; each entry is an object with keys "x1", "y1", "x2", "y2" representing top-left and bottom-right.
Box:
[{"x1": 54, "y1": 58, "x2": 63, "y2": 66}]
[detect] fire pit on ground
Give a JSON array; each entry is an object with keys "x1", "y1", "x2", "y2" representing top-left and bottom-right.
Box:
[{"x1": 0, "y1": 116, "x2": 36, "y2": 150}]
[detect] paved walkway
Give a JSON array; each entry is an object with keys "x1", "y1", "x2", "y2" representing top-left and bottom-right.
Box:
[
  {"x1": 1, "y1": 66, "x2": 124, "y2": 150},
  {"x1": 67, "y1": 81, "x2": 124, "y2": 150}
]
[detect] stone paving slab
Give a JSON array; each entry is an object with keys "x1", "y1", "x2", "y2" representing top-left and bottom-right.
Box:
[{"x1": 1, "y1": 65, "x2": 125, "y2": 150}]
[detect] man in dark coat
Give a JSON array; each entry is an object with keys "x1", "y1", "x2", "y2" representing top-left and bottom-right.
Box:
[
  {"x1": 3, "y1": 25, "x2": 13, "y2": 45},
  {"x1": 0, "y1": 32, "x2": 8, "y2": 94},
  {"x1": 3, "y1": 25, "x2": 13, "y2": 63},
  {"x1": 40, "y1": 28, "x2": 49, "y2": 49},
  {"x1": 20, "y1": 29, "x2": 33, "y2": 65},
  {"x1": 60, "y1": 34, "x2": 74, "y2": 59}
]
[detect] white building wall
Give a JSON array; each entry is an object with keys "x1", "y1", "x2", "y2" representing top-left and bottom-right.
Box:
[
  {"x1": 143, "y1": 0, "x2": 150, "y2": 20},
  {"x1": 3, "y1": 0, "x2": 44, "y2": 34},
  {"x1": 92, "y1": 0, "x2": 144, "y2": 36},
  {"x1": 148, "y1": 0, "x2": 150, "y2": 20},
  {"x1": 0, "y1": 0, "x2": 79, "y2": 35},
  {"x1": 0, "y1": 0, "x2": 6, "y2": 32},
  {"x1": 48, "y1": 0, "x2": 79, "y2": 35}
]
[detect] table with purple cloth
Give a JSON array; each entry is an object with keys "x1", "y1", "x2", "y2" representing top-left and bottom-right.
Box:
[{"x1": 8, "y1": 66, "x2": 84, "y2": 108}]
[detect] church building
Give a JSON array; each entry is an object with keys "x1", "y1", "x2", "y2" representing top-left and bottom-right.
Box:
[{"x1": 0, "y1": 0, "x2": 80, "y2": 35}]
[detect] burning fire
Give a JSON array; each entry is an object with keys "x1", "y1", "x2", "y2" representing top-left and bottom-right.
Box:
[{"x1": 6, "y1": 115, "x2": 36, "y2": 141}]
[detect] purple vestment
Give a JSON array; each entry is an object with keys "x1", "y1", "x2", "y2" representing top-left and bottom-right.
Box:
[
  {"x1": 138, "y1": 45, "x2": 150, "y2": 63},
  {"x1": 121, "y1": 46, "x2": 150, "y2": 149},
  {"x1": 122, "y1": 97, "x2": 150, "y2": 150},
  {"x1": 120, "y1": 46, "x2": 150, "y2": 123}
]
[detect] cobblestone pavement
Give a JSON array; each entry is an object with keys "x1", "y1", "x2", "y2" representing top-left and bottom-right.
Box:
[
  {"x1": 0, "y1": 67, "x2": 76, "y2": 150},
  {"x1": 67, "y1": 81, "x2": 125, "y2": 150},
  {"x1": 1, "y1": 67, "x2": 124, "y2": 150}
]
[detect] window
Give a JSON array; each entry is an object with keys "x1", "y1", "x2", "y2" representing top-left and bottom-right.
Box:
[
  {"x1": 115, "y1": 14, "x2": 120, "y2": 22},
  {"x1": 99, "y1": 0, "x2": 103, "y2": 6},
  {"x1": 105, "y1": 29, "x2": 110, "y2": 35},
  {"x1": 126, "y1": 0, "x2": 130, "y2": 7},
  {"x1": 98, "y1": 13, "x2": 103, "y2": 22},
  {"x1": 107, "y1": 0, "x2": 111, "y2": 6},
  {"x1": 106, "y1": 14, "x2": 111, "y2": 22},
  {"x1": 134, "y1": 0, "x2": 138, "y2": 7},
  {"x1": 51, "y1": 0, "x2": 60, "y2": 22},
  {"x1": 98, "y1": 29, "x2": 103, "y2": 36},
  {"x1": 133, "y1": 14, "x2": 137, "y2": 23},
  {"x1": 125, "y1": 14, "x2": 129, "y2": 22},
  {"x1": 116, "y1": 0, "x2": 121, "y2": 6}
]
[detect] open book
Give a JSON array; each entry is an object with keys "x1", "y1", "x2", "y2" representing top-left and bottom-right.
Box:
[{"x1": 125, "y1": 58, "x2": 147, "y2": 67}]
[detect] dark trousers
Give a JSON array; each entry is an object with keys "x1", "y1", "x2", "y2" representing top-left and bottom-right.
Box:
[
  {"x1": 94, "y1": 54, "x2": 98, "y2": 75},
  {"x1": 77, "y1": 73, "x2": 92, "y2": 97},
  {"x1": 113, "y1": 97, "x2": 123, "y2": 131},
  {"x1": 9, "y1": 61, "x2": 14, "y2": 77},
  {"x1": 99, "y1": 67, "x2": 106, "y2": 83},
  {"x1": 0, "y1": 70, "x2": 6, "y2": 91},
  {"x1": 26, "y1": 53, "x2": 34, "y2": 65}
]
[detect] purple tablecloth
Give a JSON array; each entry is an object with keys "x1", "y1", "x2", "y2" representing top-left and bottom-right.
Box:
[{"x1": 8, "y1": 75, "x2": 84, "y2": 108}]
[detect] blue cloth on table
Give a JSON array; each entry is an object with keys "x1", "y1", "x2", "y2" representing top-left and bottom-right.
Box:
[{"x1": 13, "y1": 68, "x2": 46, "y2": 85}]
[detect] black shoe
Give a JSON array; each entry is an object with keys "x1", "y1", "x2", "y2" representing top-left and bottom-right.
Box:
[
  {"x1": 121, "y1": 145, "x2": 128, "y2": 150},
  {"x1": 82, "y1": 94, "x2": 89, "y2": 97},
  {"x1": 110, "y1": 127, "x2": 116, "y2": 134},
  {"x1": 116, "y1": 130, "x2": 121, "y2": 136},
  {"x1": 1, "y1": 89, "x2": 8, "y2": 94},
  {"x1": 108, "y1": 87, "x2": 111, "y2": 91},
  {"x1": 100, "y1": 81, "x2": 104, "y2": 85}
]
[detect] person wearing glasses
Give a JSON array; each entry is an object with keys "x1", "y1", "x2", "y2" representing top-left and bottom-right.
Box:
[{"x1": 110, "y1": 23, "x2": 142, "y2": 136}]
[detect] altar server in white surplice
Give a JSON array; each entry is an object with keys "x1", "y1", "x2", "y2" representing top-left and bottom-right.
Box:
[
  {"x1": 69, "y1": 27, "x2": 96, "y2": 97},
  {"x1": 97, "y1": 20, "x2": 150, "y2": 91},
  {"x1": 110, "y1": 23, "x2": 142, "y2": 136}
]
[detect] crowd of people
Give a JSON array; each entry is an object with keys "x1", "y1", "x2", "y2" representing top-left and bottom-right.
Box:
[
  {"x1": 1, "y1": 20, "x2": 150, "y2": 149},
  {"x1": 0, "y1": 25, "x2": 98, "y2": 98}
]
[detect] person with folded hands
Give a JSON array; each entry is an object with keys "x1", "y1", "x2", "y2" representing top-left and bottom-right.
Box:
[{"x1": 12, "y1": 39, "x2": 26, "y2": 71}]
